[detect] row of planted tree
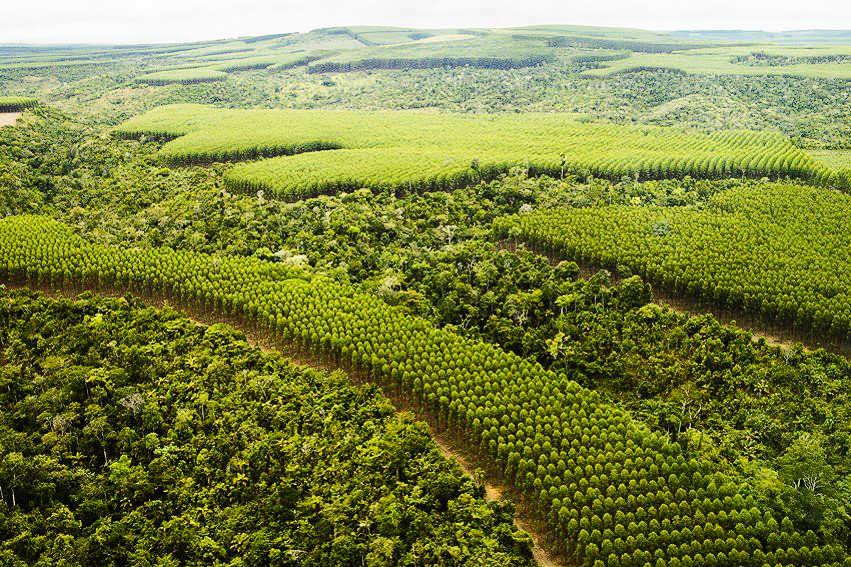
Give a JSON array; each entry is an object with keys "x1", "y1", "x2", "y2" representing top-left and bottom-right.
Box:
[
  {"x1": 113, "y1": 104, "x2": 842, "y2": 201},
  {"x1": 0, "y1": 214, "x2": 848, "y2": 567},
  {"x1": 494, "y1": 183, "x2": 851, "y2": 343}
]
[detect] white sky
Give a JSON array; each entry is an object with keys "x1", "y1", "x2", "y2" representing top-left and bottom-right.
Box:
[{"x1": 3, "y1": 0, "x2": 849, "y2": 45}]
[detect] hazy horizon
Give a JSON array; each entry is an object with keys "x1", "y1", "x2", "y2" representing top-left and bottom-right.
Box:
[
  {"x1": 2, "y1": 26, "x2": 851, "y2": 48},
  {"x1": 3, "y1": 0, "x2": 850, "y2": 45}
]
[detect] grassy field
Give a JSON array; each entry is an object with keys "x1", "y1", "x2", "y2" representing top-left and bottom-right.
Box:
[{"x1": 810, "y1": 149, "x2": 851, "y2": 169}]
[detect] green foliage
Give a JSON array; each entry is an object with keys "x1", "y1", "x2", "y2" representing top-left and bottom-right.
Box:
[
  {"x1": 115, "y1": 104, "x2": 833, "y2": 200},
  {"x1": 257, "y1": 66, "x2": 851, "y2": 148},
  {"x1": 809, "y1": 150, "x2": 851, "y2": 175},
  {"x1": 731, "y1": 51, "x2": 851, "y2": 67},
  {"x1": 669, "y1": 29, "x2": 851, "y2": 44},
  {"x1": 0, "y1": 112, "x2": 846, "y2": 551},
  {"x1": 774, "y1": 434, "x2": 845, "y2": 538},
  {"x1": 135, "y1": 67, "x2": 228, "y2": 85},
  {"x1": 0, "y1": 215, "x2": 846, "y2": 565},
  {"x1": 305, "y1": 34, "x2": 556, "y2": 72},
  {"x1": 584, "y1": 45, "x2": 851, "y2": 80},
  {"x1": 5, "y1": 38, "x2": 851, "y2": 147},
  {"x1": 512, "y1": 32, "x2": 719, "y2": 53},
  {"x1": 0, "y1": 96, "x2": 37, "y2": 112},
  {"x1": 1, "y1": 114, "x2": 846, "y2": 550},
  {"x1": 497, "y1": 182, "x2": 851, "y2": 339},
  {"x1": 0, "y1": 290, "x2": 533, "y2": 566},
  {"x1": 2, "y1": 30, "x2": 851, "y2": 563}
]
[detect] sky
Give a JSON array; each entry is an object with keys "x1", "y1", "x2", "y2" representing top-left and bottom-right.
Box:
[{"x1": 3, "y1": 0, "x2": 850, "y2": 45}]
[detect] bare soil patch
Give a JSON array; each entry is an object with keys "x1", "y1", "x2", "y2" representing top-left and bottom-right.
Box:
[{"x1": 0, "y1": 112, "x2": 22, "y2": 127}]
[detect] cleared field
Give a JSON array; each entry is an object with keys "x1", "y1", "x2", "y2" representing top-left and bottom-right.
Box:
[
  {"x1": 0, "y1": 213, "x2": 845, "y2": 567},
  {"x1": 402, "y1": 33, "x2": 478, "y2": 44},
  {"x1": 584, "y1": 46, "x2": 851, "y2": 79},
  {"x1": 115, "y1": 104, "x2": 836, "y2": 200},
  {"x1": 497, "y1": 183, "x2": 851, "y2": 340},
  {"x1": 0, "y1": 112, "x2": 22, "y2": 127}
]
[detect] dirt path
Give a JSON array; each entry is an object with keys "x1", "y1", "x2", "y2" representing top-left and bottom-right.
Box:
[
  {"x1": 2, "y1": 281, "x2": 569, "y2": 567},
  {"x1": 0, "y1": 112, "x2": 22, "y2": 127},
  {"x1": 428, "y1": 433, "x2": 564, "y2": 567},
  {"x1": 648, "y1": 290, "x2": 848, "y2": 352}
]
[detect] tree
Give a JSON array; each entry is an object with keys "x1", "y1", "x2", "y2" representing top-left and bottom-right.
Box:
[{"x1": 777, "y1": 433, "x2": 843, "y2": 537}]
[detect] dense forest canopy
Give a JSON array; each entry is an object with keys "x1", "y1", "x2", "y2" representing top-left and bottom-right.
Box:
[{"x1": 0, "y1": 290, "x2": 533, "y2": 566}]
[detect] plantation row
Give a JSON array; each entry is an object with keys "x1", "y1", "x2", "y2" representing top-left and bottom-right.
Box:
[
  {"x1": 115, "y1": 104, "x2": 840, "y2": 201},
  {"x1": 135, "y1": 53, "x2": 325, "y2": 85},
  {"x1": 303, "y1": 35, "x2": 557, "y2": 73},
  {"x1": 730, "y1": 52, "x2": 851, "y2": 67},
  {"x1": 1, "y1": 215, "x2": 847, "y2": 567},
  {"x1": 496, "y1": 183, "x2": 851, "y2": 341},
  {"x1": 224, "y1": 146, "x2": 519, "y2": 201},
  {"x1": 134, "y1": 67, "x2": 228, "y2": 85},
  {"x1": 0, "y1": 96, "x2": 37, "y2": 112},
  {"x1": 582, "y1": 50, "x2": 851, "y2": 80},
  {"x1": 306, "y1": 54, "x2": 555, "y2": 73},
  {"x1": 511, "y1": 33, "x2": 718, "y2": 53}
]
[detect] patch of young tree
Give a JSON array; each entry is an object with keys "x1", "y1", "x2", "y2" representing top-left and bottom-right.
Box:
[{"x1": 114, "y1": 103, "x2": 837, "y2": 200}]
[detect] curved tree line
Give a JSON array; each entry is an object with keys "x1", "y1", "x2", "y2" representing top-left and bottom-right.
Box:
[{"x1": 114, "y1": 104, "x2": 842, "y2": 201}]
